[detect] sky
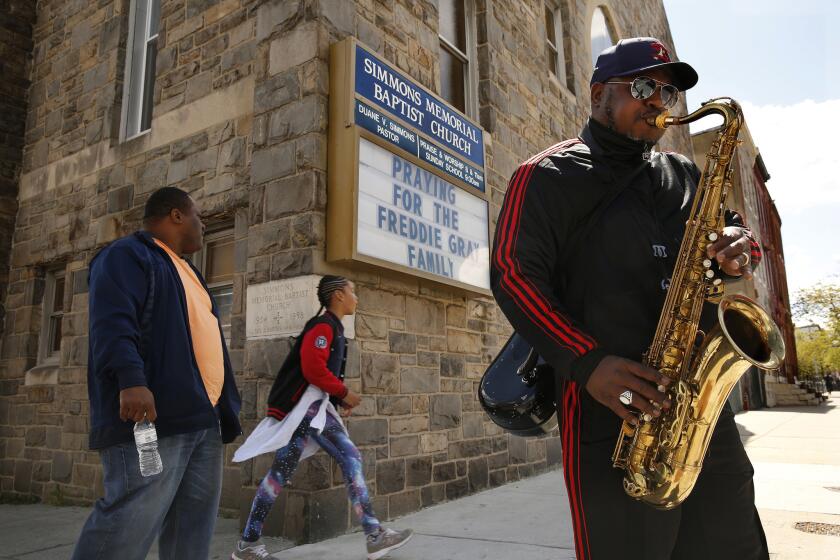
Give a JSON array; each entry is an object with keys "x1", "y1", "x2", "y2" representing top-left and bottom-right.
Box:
[{"x1": 662, "y1": 0, "x2": 840, "y2": 324}]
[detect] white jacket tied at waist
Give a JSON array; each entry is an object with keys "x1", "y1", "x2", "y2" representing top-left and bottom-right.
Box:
[{"x1": 233, "y1": 384, "x2": 346, "y2": 463}]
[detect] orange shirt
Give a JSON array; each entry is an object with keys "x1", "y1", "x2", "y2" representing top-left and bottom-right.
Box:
[{"x1": 155, "y1": 239, "x2": 224, "y2": 406}]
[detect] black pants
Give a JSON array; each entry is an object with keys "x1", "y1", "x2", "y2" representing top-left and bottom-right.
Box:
[{"x1": 558, "y1": 381, "x2": 768, "y2": 560}]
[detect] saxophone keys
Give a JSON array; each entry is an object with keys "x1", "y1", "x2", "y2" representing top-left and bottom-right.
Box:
[
  {"x1": 653, "y1": 462, "x2": 670, "y2": 484},
  {"x1": 703, "y1": 259, "x2": 712, "y2": 268},
  {"x1": 632, "y1": 473, "x2": 649, "y2": 493},
  {"x1": 705, "y1": 269, "x2": 715, "y2": 279},
  {"x1": 708, "y1": 232, "x2": 718, "y2": 242}
]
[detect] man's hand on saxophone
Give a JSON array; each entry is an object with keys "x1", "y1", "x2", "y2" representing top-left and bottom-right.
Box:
[
  {"x1": 707, "y1": 226, "x2": 755, "y2": 279},
  {"x1": 584, "y1": 356, "x2": 673, "y2": 424}
]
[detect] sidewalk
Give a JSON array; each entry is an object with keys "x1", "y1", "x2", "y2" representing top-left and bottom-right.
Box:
[
  {"x1": 2, "y1": 394, "x2": 838, "y2": 560},
  {"x1": 0, "y1": 469, "x2": 575, "y2": 560},
  {"x1": 736, "y1": 394, "x2": 840, "y2": 560}
]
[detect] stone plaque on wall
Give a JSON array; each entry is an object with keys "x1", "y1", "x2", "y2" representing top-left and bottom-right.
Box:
[{"x1": 246, "y1": 275, "x2": 356, "y2": 340}]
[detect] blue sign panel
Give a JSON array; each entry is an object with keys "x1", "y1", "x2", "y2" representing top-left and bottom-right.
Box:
[
  {"x1": 355, "y1": 100, "x2": 419, "y2": 156},
  {"x1": 355, "y1": 101, "x2": 485, "y2": 193},
  {"x1": 354, "y1": 45, "x2": 485, "y2": 168},
  {"x1": 418, "y1": 137, "x2": 485, "y2": 192}
]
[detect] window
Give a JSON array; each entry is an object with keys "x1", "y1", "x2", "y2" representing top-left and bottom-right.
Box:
[
  {"x1": 545, "y1": 2, "x2": 572, "y2": 91},
  {"x1": 196, "y1": 229, "x2": 235, "y2": 344},
  {"x1": 590, "y1": 6, "x2": 616, "y2": 69},
  {"x1": 438, "y1": 0, "x2": 476, "y2": 116},
  {"x1": 120, "y1": 0, "x2": 161, "y2": 140},
  {"x1": 39, "y1": 271, "x2": 66, "y2": 364}
]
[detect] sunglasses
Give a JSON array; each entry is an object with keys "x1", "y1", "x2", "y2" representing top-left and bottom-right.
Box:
[{"x1": 603, "y1": 76, "x2": 680, "y2": 109}]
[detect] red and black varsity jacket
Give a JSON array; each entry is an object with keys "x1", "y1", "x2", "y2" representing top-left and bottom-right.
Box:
[{"x1": 266, "y1": 311, "x2": 349, "y2": 420}]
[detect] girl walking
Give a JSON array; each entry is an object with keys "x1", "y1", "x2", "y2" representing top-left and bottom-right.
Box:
[{"x1": 231, "y1": 276, "x2": 413, "y2": 560}]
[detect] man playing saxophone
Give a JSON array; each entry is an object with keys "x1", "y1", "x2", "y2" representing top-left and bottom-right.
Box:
[{"x1": 490, "y1": 37, "x2": 768, "y2": 559}]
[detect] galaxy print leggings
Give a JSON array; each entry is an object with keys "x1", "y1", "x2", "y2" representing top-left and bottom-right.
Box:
[{"x1": 242, "y1": 400, "x2": 381, "y2": 542}]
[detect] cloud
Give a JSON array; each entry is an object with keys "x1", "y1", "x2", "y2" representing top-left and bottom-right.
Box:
[
  {"x1": 739, "y1": 99, "x2": 840, "y2": 214},
  {"x1": 739, "y1": 100, "x2": 840, "y2": 298},
  {"x1": 690, "y1": 98, "x2": 840, "y2": 299}
]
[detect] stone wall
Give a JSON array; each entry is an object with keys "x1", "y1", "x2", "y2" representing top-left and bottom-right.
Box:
[
  {"x1": 0, "y1": 1, "x2": 36, "y2": 346},
  {"x1": 1, "y1": 0, "x2": 257, "y2": 506},
  {"x1": 1, "y1": 0, "x2": 692, "y2": 544}
]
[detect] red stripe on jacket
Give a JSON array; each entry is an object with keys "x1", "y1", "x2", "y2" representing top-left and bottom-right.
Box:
[
  {"x1": 493, "y1": 140, "x2": 597, "y2": 356},
  {"x1": 730, "y1": 213, "x2": 762, "y2": 267},
  {"x1": 748, "y1": 237, "x2": 762, "y2": 265},
  {"x1": 496, "y1": 143, "x2": 591, "y2": 353},
  {"x1": 504, "y1": 142, "x2": 597, "y2": 351}
]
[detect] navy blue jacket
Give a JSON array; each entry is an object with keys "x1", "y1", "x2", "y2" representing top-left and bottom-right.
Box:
[{"x1": 87, "y1": 231, "x2": 242, "y2": 449}]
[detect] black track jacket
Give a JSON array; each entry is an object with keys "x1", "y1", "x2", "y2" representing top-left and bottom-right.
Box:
[{"x1": 490, "y1": 118, "x2": 761, "y2": 394}]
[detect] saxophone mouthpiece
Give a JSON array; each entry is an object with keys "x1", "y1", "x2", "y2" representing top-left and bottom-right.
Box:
[{"x1": 647, "y1": 112, "x2": 671, "y2": 129}]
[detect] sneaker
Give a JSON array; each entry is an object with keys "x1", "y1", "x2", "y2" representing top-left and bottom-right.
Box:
[
  {"x1": 366, "y1": 527, "x2": 414, "y2": 560},
  {"x1": 231, "y1": 539, "x2": 273, "y2": 560}
]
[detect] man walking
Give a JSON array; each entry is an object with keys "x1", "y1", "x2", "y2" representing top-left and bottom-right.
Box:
[{"x1": 72, "y1": 187, "x2": 241, "y2": 560}]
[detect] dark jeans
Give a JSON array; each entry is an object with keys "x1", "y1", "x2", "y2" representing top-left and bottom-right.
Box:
[{"x1": 71, "y1": 426, "x2": 223, "y2": 560}]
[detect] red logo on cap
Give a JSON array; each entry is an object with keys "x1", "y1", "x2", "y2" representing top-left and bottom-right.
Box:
[{"x1": 650, "y1": 42, "x2": 671, "y2": 63}]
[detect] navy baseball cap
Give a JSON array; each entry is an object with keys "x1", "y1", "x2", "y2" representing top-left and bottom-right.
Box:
[{"x1": 590, "y1": 37, "x2": 698, "y2": 91}]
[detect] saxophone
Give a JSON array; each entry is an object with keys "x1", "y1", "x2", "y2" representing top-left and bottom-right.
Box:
[{"x1": 611, "y1": 99, "x2": 785, "y2": 509}]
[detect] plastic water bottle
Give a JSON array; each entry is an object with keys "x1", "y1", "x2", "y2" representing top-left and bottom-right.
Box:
[{"x1": 134, "y1": 418, "x2": 163, "y2": 477}]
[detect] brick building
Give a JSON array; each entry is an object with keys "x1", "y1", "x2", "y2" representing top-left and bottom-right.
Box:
[
  {"x1": 1, "y1": 0, "x2": 693, "y2": 543},
  {"x1": 692, "y1": 124, "x2": 797, "y2": 410},
  {"x1": 749, "y1": 157, "x2": 799, "y2": 385}
]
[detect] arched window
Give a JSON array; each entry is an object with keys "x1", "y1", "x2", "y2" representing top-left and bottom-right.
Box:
[{"x1": 590, "y1": 6, "x2": 615, "y2": 68}]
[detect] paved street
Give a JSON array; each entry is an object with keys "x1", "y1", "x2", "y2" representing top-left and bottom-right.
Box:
[
  {"x1": 737, "y1": 396, "x2": 840, "y2": 560},
  {"x1": 2, "y1": 394, "x2": 838, "y2": 559}
]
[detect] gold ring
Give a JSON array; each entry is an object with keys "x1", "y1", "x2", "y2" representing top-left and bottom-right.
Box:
[{"x1": 739, "y1": 252, "x2": 750, "y2": 268}]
